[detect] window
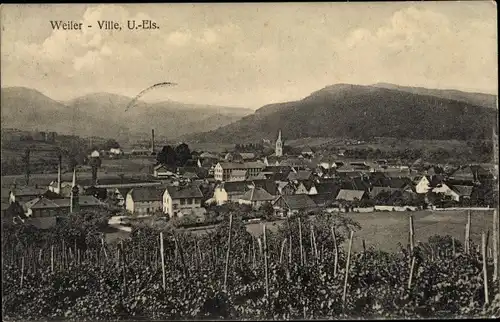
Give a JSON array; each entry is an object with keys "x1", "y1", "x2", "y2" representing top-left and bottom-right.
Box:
[
  {"x1": 180, "y1": 199, "x2": 185, "y2": 205},
  {"x1": 147, "y1": 208, "x2": 150, "y2": 213},
  {"x1": 173, "y1": 204, "x2": 178, "y2": 210}
]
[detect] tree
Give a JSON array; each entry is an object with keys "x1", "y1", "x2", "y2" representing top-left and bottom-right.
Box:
[
  {"x1": 258, "y1": 202, "x2": 274, "y2": 220},
  {"x1": 175, "y1": 143, "x2": 192, "y2": 167},
  {"x1": 157, "y1": 145, "x2": 177, "y2": 167}
]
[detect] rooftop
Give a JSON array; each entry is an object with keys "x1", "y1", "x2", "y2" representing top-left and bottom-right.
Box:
[
  {"x1": 165, "y1": 184, "x2": 204, "y2": 199},
  {"x1": 275, "y1": 194, "x2": 317, "y2": 210},
  {"x1": 129, "y1": 186, "x2": 165, "y2": 202},
  {"x1": 240, "y1": 187, "x2": 275, "y2": 202}
]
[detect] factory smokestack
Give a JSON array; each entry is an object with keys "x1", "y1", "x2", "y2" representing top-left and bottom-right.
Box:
[
  {"x1": 151, "y1": 129, "x2": 155, "y2": 155},
  {"x1": 57, "y1": 153, "x2": 62, "y2": 194}
]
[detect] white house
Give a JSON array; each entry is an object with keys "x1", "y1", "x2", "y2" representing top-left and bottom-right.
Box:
[
  {"x1": 163, "y1": 184, "x2": 204, "y2": 218},
  {"x1": 213, "y1": 181, "x2": 250, "y2": 205},
  {"x1": 214, "y1": 161, "x2": 265, "y2": 182},
  {"x1": 125, "y1": 187, "x2": 164, "y2": 214},
  {"x1": 414, "y1": 176, "x2": 431, "y2": 194},
  {"x1": 110, "y1": 148, "x2": 122, "y2": 155},
  {"x1": 432, "y1": 182, "x2": 474, "y2": 202}
]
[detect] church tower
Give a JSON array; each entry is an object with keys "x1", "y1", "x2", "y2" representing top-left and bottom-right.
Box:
[
  {"x1": 275, "y1": 130, "x2": 283, "y2": 157},
  {"x1": 70, "y1": 167, "x2": 79, "y2": 213}
]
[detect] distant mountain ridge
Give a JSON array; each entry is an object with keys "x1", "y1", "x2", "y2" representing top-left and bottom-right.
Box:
[
  {"x1": 0, "y1": 87, "x2": 253, "y2": 140},
  {"x1": 372, "y1": 83, "x2": 497, "y2": 109},
  {"x1": 185, "y1": 83, "x2": 497, "y2": 143}
]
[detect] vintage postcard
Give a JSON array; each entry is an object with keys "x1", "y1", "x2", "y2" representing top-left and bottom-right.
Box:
[{"x1": 1, "y1": 2, "x2": 499, "y2": 320}]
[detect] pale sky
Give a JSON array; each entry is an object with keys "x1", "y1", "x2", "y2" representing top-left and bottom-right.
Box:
[{"x1": 1, "y1": 2, "x2": 497, "y2": 109}]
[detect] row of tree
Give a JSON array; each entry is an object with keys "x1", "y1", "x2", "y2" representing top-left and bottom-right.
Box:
[{"x1": 156, "y1": 143, "x2": 193, "y2": 168}]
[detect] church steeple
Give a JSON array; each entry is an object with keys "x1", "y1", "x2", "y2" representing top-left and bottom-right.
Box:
[{"x1": 275, "y1": 130, "x2": 283, "y2": 157}]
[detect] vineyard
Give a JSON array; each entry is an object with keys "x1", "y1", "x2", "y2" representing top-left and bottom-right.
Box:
[{"x1": 2, "y1": 209, "x2": 500, "y2": 320}]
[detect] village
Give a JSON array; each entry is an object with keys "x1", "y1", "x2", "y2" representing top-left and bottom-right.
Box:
[{"x1": 3, "y1": 128, "x2": 497, "y2": 232}]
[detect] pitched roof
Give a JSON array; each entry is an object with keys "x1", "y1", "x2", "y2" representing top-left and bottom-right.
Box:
[
  {"x1": 240, "y1": 187, "x2": 275, "y2": 202},
  {"x1": 298, "y1": 180, "x2": 315, "y2": 191},
  {"x1": 251, "y1": 180, "x2": 278, "y2": 196},
  {"x1": 23, "y1": 196, "x2": 103, "y2": 210},
  {"x1": 165, "y1": 185, "x2": 204, "y2": 199},
  {"x1": 373, "y1": 177, "x2": 411, "y2": 189},
  {"x1": 182, "y1": 172, "x2": 199, "y2": 179},
  {"x1": 129, "y1": 186, "x2": 165, "y2": 202},
  {"x1": 341, "y1": 177, "x2": 370, "y2": 191},
  {"x1": 218, "y1": 161, "x2": 265, "y2": 170},
  {"x1": 218, "y1": 181, "x2": 249, "y2": 194},
  {"x1": 310, "y1": 193, "x2": 336, "y2": 207},
  {"x1": 275, "y1": 194, "x2": 317, "y2": 210},
  {"x1": 288, "y1": 170, "x2": 313, "y2": 181},
  {"x1": 336, "y1": 189, "x2": 366, "y2": 201},
  {"x1": 389, "y1": 177, "x2": 413, "y2": 189},
  {"x1": 23, "y1": 197, "x2": 60, "y2": 210},
  {"x1": 51, "y1": 196, "x2": 104, "y2": 207},
  {"x1": 451, "y1": 185, "x2": 474, "y2": 197},
  {"x1": 315, "y1": 182, "x2": 341, "y2": 196}
]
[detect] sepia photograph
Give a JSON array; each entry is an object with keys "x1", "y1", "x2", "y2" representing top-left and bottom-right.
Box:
[{"x1": 1, "y1": 2, "x2": 499, "y2": 320}]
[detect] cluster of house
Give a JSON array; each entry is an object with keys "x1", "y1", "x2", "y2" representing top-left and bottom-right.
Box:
[
  {"x1": 150, "y1": 130, "x2": 496, "y2": 218},
  {"x1": 3, "y1": 130, "x2": 496, "y2": 227}
]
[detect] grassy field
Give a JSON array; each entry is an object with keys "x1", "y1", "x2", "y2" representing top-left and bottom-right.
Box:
[
  {"x1": 187, "y1": 209, "x2": 496, "y2": 253},
  {"x1": 100, "y1": 158, "x2": 156, "y2": 174}
]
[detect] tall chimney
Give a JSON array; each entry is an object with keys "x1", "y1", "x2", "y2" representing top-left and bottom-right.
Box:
[
  {"x1": 57, "y1": 153, "x2": 62, "y2": 194},
  {"x1": 151, "y1": 129, "x2": 155, "y2": 154},
  {"x1": 70, "y1": 167, "x2": 79, "y2": 213}
]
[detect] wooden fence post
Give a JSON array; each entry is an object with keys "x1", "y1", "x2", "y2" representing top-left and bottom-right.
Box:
[
  {"x1": 465, "y1": 211, "x2": 471, "y2": 254},
  {"x1": 279, "y1": 238, "x2": 287, "y2": 264},
  {"x1": 298, "y1": 217, "x2": 304, "y2": 266},
  {"x1": 223, "y1": 213, "x2": 233, "y2": 293},
  {"x1": 252, "y1": 237, "x2": 256, "y2": 269},
  {"x1": 493, "y1": 209, "x2": 499, "y2": 281},
  {"x1": 263, "y1": 224, "x2": 269, "y2": 299},
  {"x1": 409, "y1": 215, "x2": 415, "y2": 254},
  {"x1": 331, "y1": 227, "x2": 339, "y2": 278},
  {"x1": 160, "y1": 232, "x2": 166, "y2": 291},
  {"x1": 20, "y1": 256, "x2": 24, "y2": 289},
  {"x1": 50, "y1": 245, "x2": 54, "y2": 273},
  {"x1": 482, "y1": 231, "x2": 489, "y2": 305},
  {"x1": 311, "y1": 223, "x2": 318, "y2": 262},
  {"x1": 408, "y1": 256, "x2": 416, "y2": 290},
  {"x1": 342, "y1": 230, "x2": 354, "y2": 306}
]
